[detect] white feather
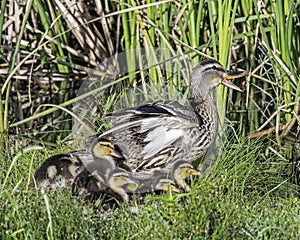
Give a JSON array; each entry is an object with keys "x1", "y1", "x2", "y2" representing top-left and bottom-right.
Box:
[
  {"x1": 139, "y1": 118, "x2": 162, "y2": 133},
  {"x1": 142, "y1": 126, "x2": 184, "y2": 159}
]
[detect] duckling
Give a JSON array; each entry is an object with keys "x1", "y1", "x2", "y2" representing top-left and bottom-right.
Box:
[
  {"x1": 32, "y1": 151, "x2": 85, "y2": 190},
  {"x1": 107, "y1": 168, "x2": 139, "y2": 202},
  {"x1": 33, "y1": 138, "x2": 126, "y2": 191},
  {"x1": 171, "y1": 160, "x2": 202, "y2": 192},
  {"x1": 142, "y1": 177, "x2": 180, "y2": 194},
  {"x1": 71, "y1": 168, "x2": 108, "y2": 201},
  {"x1": 129, "y1": 170, "x2": 181, "y2": 194},
  {"x1": 89, "y1": 138, "x2": 131, "y2": 171},
  {"x1": 81, "y1": 139, "x2": 139, "y2": 201},
  {"x1": 128, "y1": 160, "x2": 201, "y2": 193}
]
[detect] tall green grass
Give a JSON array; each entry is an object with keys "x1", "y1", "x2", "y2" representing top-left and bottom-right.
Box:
[
  {"x1": 1, "y1": 137, "x2": 299, "y2": 239},
  {"x1": 1, "y1": 0, "x2": 298, "y2": 148}
]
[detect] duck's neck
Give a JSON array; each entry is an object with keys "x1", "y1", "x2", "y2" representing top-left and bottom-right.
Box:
[{"x1": 188, "y1": 90, "x2": 218, "y2": 132}]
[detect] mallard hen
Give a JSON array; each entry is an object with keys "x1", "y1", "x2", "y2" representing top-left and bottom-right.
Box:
[{"x1": 93, "y1": 59, "x2": 246, "y2": 173}]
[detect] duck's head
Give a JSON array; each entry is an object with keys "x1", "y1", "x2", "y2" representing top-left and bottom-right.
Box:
[
  {"x1": 155, "y1": 178, "x2": 181, "y2": 193},
  {"x1": 108, "y1": 169, "x2": 138, "y2": 190},
  {"x1": 108, "y1": 169, "x2": 139, "y2": 201},
  {"x1": 190, "y1": 59, "x2": 247, "y2": 100},
  {"x1": 172, "y1": 160, "x2": 202, "y2": 192},
  {"x1": 92, "y1": 139, "x2": 123, "y2": 159},
  {"x1": 173, "y1": 161, "x2": 202, "y2": 180}
]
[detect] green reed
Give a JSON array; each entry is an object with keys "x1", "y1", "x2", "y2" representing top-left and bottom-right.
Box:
[{"x1": 1, "y1": 0, "x2": 299, "y2": 148}]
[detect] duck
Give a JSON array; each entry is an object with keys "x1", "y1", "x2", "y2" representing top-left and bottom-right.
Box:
[
  {"x1": 170, "y1": 160, "x2": 202, "y2": 192},
  {"x1": 33, "y1": 139, "x2": 126, "y2": 194},
  {"x1": 128, "y1": 170, "x2": 181, "y2": 194},
  {"x1": 78, "y1": 139, "x2": 139, "y2": 201},
  {"x1": 72, "y1": 167, "x2": 138, "y2": 206},
  {"x1": 89, "y1": 138, "x2": 131, "y2": 171},
  {"x1": 71, "y1": 168, "x2": 106, "y2": 201},
  {"x1": 106, "y1": 168, "x2": 139, "y2": 202},
  {"x1": 94, "y1": 59, "x2": 246, "y2": 173},
  {"x1": 127, "y1": 160, "x2": 201, "y2": 193},
  {"x1": 32, "y1": 150, "x2": 85, "y2": 190}
]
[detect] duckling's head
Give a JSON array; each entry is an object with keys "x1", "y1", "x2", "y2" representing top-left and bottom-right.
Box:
[
  {"x1": 190, "y1": 59, "x2": 246, "y2": 100},
  {"x1": 173, "y1": 161, "x2": 202, "y2": 180},
  {"x1": 108, "y1": 169, "x2": 139, "y2": 191},
  {"x1": 172, "y1": 160, "x2": 202, "y2": 192},
  {"x1": 92, "y1": 139, "x2": 123, "y2": 159},
  {"x1": 108, "y1": 169, "x2": 139, "y2": 201},
  {"x1": 155, "y1": 178, "x2": 181, "y2": 193}
]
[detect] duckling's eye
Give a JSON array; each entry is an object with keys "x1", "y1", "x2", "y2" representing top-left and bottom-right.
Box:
[
  {"x1": 100, "y1": 143, "x2": 111, "y2": 148},
  {"x1": 211, "y1": 65, "x2": 217, "y2": 70}
]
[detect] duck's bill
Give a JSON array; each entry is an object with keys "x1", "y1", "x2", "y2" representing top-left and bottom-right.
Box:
[
  {"x1": 110, "y1": 148, "x2": 124, "y2": 158},
  {"x1": 221, "y1": 70, "x2": 247, "y2": 92},
  {"x1": 187, "y1": 168, "x2": 202, "y2": 176},
  {"x1": 171, "y1": 186, "x2": 181, "y2": 193}
]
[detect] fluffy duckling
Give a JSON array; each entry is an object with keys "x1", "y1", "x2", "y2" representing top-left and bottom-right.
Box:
[
  {"x1": 129, "y1": 170, "x2": 181, "y2": 194},
  {"x1": 71, "y1": 168, "x2": 108, "y2": 201},
  {"x1": 33, "y1": 151, "x2": 85, "y2": 190},
  {"x1": 33, "y1": 138, "x2": 125, "y2": 193},
  {"x1": 82, "y1": 139, "x2": 138, "y2": 201},
  {"x1": 89, "y1": 138, "x2": 131, "y2": 171},
  {"x1": 171, "y1": 160, "x2": 202, "y2": 192},
  {"x1": 128, "y1": 160, "x2": 200, "y2": 194},
  {"x1": 107, "y1": 168, "x2": 139, "y2": 202}
]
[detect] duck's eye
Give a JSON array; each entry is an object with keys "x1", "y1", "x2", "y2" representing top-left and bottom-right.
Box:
[
  {"x1": 100, "y1": 143, "x2": 111, "y2": 148},
  {"x1": 211, "y1": 65, "x2": 217, "y2": 70}
]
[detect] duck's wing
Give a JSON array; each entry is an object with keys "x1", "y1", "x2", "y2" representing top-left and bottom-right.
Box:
[
  {"x1": 104, "y1": 101, "x2": 200, "y2": 125},
  {"x1": 100, "y1": 101, "x2": 201, "y2": 170}
]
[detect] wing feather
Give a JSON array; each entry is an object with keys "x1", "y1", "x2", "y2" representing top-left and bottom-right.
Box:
[{"x1": 99, "y1": 101, "x2": 201, "y2": 169}]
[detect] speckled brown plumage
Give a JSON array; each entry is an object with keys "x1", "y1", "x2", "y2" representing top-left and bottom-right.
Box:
[{"x1": 96, "y1": 59, "x2": 246, "y2": 173}]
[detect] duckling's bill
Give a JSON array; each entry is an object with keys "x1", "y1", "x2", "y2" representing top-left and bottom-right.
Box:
[
  {"x1": 187, "y1": 168, "x2": 202, "y2": 177},
  {"x1": 156, "y1": 179, "x2": 181, "y2": 193}
]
